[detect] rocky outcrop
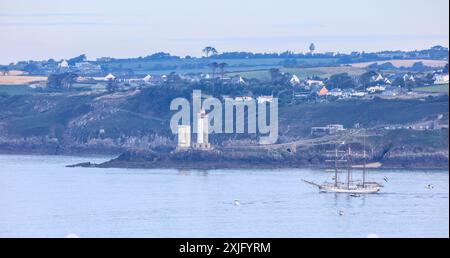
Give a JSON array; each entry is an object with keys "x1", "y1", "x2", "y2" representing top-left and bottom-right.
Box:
[{"x1": 84, "y1": 143, "x2": 449, "y2": 170}]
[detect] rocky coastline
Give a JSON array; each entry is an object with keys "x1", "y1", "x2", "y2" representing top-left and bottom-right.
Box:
[{"x1": 67, "y1": 145, "x2": 449, "y2": 170}]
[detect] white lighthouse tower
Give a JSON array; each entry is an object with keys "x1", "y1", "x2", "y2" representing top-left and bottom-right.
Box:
[{"x1": 194, "y1": 108, "x2": 212, "y2": 150}]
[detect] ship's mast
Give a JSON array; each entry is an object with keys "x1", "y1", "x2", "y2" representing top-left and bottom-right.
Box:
[
  {"x1": 334, "y1": 144, "x2": 338, "y2": 187},
  {"x1": 347, "y1": 146, "x2": 352, "y2": 189},
  {"x1": 326, "y1": 142, "x2": 346, "y2": 187},
  {"x1": 362, "y1": 131, "x2": 367, "y2": 187}
]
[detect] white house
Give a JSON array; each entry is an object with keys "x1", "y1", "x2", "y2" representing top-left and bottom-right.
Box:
[
  {"x1": 370, "y1": 73, "x2": 392, "y2": 85},
  {"x1": 403, "y1": 74, "x2": 415, "y2": 82},
  {"x1": 235, "y1": 96, "x2": 253, "y2": 102},
  {"x1": 231, "y1": 76, "x2": 246, "y2": 85},
  {"x1": 104, "y1": 73, "x2": 116, "y2": 81},
  {"x1": 201, "y1": 73, "x2": 211, "y2": 79},
  {"x1": 257, "y1": 96, "x2": 274, "y2": 104},
  {"x1": 433, "y1": 74, "x2": 449, "y2": 84},
  {"x1": 306, "y1": 79, "x2": 324, "y2": 87},
  {"x1": 371, "y1": 73, "x2": 384, "y2": 83},
  {"x1": 58, "y1": 59, "x2": 69, "y2": 69},
  {"x1": 143, "y1": 74, "x2": 152, "y2": 83},
  {"x1": 289, "y1": 74, "x2": 301, "y2": 85},
  {"x1": 327, "y1": 88, "x2": 343, "y2": 97},
  {"x1": 367, "y1": 85, "x2": 386, "y2": 93},
  {"x1": 352, "y1": 91, "x2": 366, "y2": 97}
]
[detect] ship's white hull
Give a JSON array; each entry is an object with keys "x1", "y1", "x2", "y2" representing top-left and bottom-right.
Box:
[{"x1": 319, "y1": 185, "x2": 380, "y2": 194}]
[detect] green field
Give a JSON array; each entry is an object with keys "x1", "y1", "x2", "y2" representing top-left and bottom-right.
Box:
[
  {"x1": 227, "y1": 66, "x2": 367, "y2": 80},
  {"x1": 98, "y1": 57, "x2": 340, "y2": 76},
  {"x1": 0, "y1": 83, "x2": 105, "y2": 96},
  {"x1": 415, "y1": 84, "x2": 449, "y2": 94}
]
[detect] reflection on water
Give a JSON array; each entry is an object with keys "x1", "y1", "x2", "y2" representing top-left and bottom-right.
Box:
[
  {"x1": 0, "y1": 155, "x2": 448, "y2": 238},
  {"x1": 177, "y1": 169, "x2": 209, "y2": 177}
]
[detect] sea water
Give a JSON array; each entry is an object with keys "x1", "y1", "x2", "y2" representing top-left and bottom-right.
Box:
[{"x1": 0, "y1": 155, "x2": 448, "y2": 238}]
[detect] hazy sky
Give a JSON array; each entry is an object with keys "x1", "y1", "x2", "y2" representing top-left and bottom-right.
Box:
[{"x1": 0, "y1": 0, "x2": 448, "y2": 64}]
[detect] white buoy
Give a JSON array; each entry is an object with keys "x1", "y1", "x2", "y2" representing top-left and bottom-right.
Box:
[{"x1": 234, "y1": 199, "x2": 241, "y2": 206}]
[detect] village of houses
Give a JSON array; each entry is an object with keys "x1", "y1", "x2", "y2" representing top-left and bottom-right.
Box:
[
  {"x1": 0, "y1": 56, "x2": 448, "y2": 105},
  {"x1": 47, "y1": 57, "x2": 449, "y2": 100},
  {"x1": 0, "y1": 53, "x2": 449, "y2": 105}
]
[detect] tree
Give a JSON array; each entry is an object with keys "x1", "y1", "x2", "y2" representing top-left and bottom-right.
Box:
[
  {"x1": 309, "y1": 43, "x2": 316, "y2": 55},
  {"x1": 411, "y1": 62, "x2": 428, "y2": 72},
  {"x1": 106, "y1": 79, "x2": 119, "y2": 92},
  {"x1": 367, "y1": 62, "x2": 396, "y2": 71},
  {"x1": 202, "y1": 46, "x2": 218, "y2": 58},
  {"x1": 209, "y1": 62, "x2": 219, "y2": 78},
  {"x1": 23, "y1": 63, "x2": 40, "y2": 74},
  {"x1": 67, "y1": 54, "x2": 87, "y2": 65},
  {"x1": 218, "y1": 62, "x2": 227, "y2": 79},
  {"x1": 443, "y1": 63, "x2": 449, "y2": 74},
  {"x1": 392, "y1": 77, "x2": 405, "y2": 87},
  {"x1": 47, "y1": 72, "x2": 78, "y2": 90},
  {"x1": 359, "y1": 71, "x2": 378, "y2": 88},
  {"x1": 211, "y1": 48, "x2": 218, "y2": 56},
  {"x1": 269, "y1": 68, "x2": 283, "y2": 83},
  {"x1": 403, "y1": 77, "x2": 417, "y2": 91},
  {"x1": 144, "y1": 52, "x2": 176, "y2": 60},
  {"x1": 327, "y1": 73, "x2": 356, "y2": 89},
  {"x1": 0, "y1": 66, "x2": 9, "y2": 76},
  {"x1": 167, "y1": 72, "x2": 182, "y2": 83}
]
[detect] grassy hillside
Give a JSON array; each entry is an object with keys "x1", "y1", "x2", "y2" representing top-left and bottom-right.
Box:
[
  {"x1": 98, "y1": 57, "x2": 340, "y2": 76},
  {"x1": 381, "y1": 129, "x2": 449, "y2": 149},
  {"x1": 0, "y1": 89, "x2": 448, "y2": 145},
  {"x1": 0, "y1": 94, "x2": 94, "y2": 137},
  {"x1": 279, "y1": 96, "x2": 449, "y2": 137},
  {"x1": 0, "y1": 85, "x2": 38, "y2": 95},
  {"x1": 227, "y1": 66, "x2": 366, "y2": 80}
]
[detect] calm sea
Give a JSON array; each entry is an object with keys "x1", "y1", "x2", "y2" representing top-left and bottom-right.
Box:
[{"x1": 0, "y1": 155, "x2": 448, "y2": 238}]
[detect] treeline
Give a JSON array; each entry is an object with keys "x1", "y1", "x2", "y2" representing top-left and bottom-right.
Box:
[{"x1": 96, "y1": 46, "x2": 449, "y2": 62}]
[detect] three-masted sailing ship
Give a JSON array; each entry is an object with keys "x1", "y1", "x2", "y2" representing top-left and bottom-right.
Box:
[{"x1": 303, "y1": 138, "x2": 383, "y2": 194}]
